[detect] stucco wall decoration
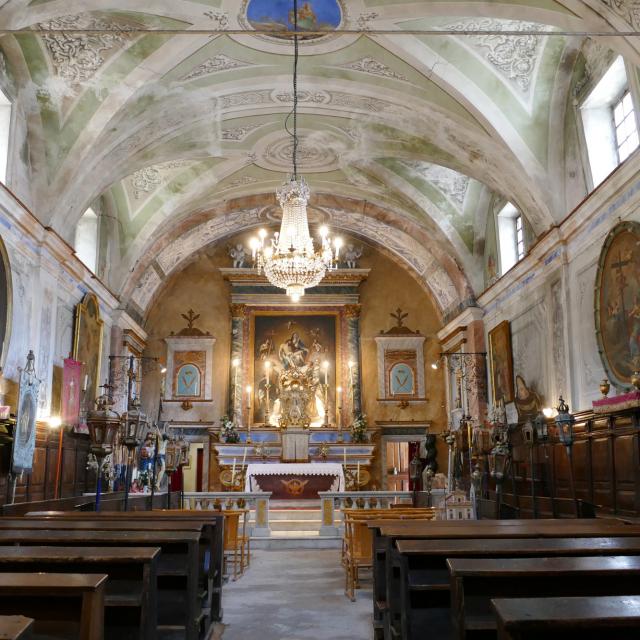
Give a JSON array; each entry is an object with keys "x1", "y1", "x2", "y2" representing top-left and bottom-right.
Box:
[{"x1": 595, "y1": 221, "x2": 640, "y2": 389}]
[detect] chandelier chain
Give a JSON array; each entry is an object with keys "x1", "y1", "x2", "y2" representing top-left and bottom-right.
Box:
[{"x1": 293, "y1": 0, "x2": 299, "y2": 180}]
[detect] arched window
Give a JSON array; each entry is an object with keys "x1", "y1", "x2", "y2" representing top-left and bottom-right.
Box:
[
  {"x1": 0, "y1": 89, "x2": 11, "y2": 184},
  {"x1": 497, "y1": 202, "x2": 525, "y2": 274},
  {"x1": 580, "y1": 56, "x2": 639, "y2": 188},
  {"x1": 74, "y1": 208, "x2": 98, "y2": 273}
]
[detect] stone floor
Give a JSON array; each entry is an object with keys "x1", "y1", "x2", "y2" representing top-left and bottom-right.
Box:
[{"x1": 218, "y1": 549, "x2": 372, "y2": 639}]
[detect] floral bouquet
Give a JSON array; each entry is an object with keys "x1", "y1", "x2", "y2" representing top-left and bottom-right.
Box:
[
  {"x1": 220, "y1": 415, "x2": 240, "y2": 443},
  {"x1": 350, "y1": 413, "x2": 368, "y2": 443}
]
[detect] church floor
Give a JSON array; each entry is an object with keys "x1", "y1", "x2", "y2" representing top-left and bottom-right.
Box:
[{"x1": 218, "y1": 549, "x2": 372, "y2": 639}]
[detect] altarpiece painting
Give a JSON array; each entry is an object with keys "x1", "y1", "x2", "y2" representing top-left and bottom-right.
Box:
[
  {"x1": 595, "y1": 221, "x2": 640, "y2": 388},
  {"x1": 251, "y1": 313, "x2": 337, "y2": 427}
]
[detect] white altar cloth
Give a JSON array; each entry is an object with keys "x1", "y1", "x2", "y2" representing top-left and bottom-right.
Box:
[{"x1": 244, "y1": 463, "x2": 345, "y2": 492}]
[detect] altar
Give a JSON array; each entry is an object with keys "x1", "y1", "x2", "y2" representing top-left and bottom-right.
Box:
[{"x1": 244, "y1": 463, "x2": 345, "y2": 499}]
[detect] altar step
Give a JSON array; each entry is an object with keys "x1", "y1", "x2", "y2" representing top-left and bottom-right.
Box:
[{"x1": 249, "y1": 505, "x2": 342, "y2": 549}]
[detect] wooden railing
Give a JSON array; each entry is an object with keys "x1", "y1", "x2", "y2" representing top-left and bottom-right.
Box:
[{"x1": 182, "y1": 491, "x2": 272, "y2": 536}]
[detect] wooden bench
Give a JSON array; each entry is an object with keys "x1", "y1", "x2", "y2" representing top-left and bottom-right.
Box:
[
  {"x1": 492, "y1": 595, "x2": 640, "y2": 639},
  {"x1": 369, "y1": 519, "x2": 640, "y2": 640},
  {"x1": 0, "y1": 573, "x2": 106, "y2": 640},
  {"x1": 0, "y1": 528, "x2": 205, "y2": 640},
  {"x1": 22, "y1": 510, "x2": 224, "y2": 622},
  {"x1": 449, "y1": 556, "x2": 640, "y2": 639},
  {"x1": 394, "y1": 536, "x2": 640, "y2": 640},
  {"x1": 0, "y1": 546, "x2": 158, "y2": 640},
  {"x1": 0, "y1": 616, "x2": 33, "y2": 639}
]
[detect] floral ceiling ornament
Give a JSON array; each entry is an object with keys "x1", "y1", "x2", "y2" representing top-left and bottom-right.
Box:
[
  {"x1": 446, "y1": 18, "x2": 545, "y2": 92},
  {"x1": 220, "y1": 123, "x2": 263, "y2": 141},
  {"x1": 39, "y1": 14, "x2": 133, "y2": 84},
  {"x1": 339, "y1": 57, "x2": 408, "y2": 81},
  {"x1": 600, "y1": 0, "x2": 640, "y2": 29},
  {"x1": 182, "y1": 54, "x2": 251, "y2": 81},
  {"x1": 130, "y1": 161, "x2": 189, "y2": 199},
  {"x1": 203, "y1": 10, "x2": 229, "y2": 28},
  {"x1": 404, "y1": 162, "x2": 470, "y2": 208}
]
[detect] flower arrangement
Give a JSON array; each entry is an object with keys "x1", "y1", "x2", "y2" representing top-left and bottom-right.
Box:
[
  {"x1": 220, "y1": 415, "x2": 240, "y2": 443},
  {"x1": 350, "y1": 413, "x2": 368, "y2": 443}
]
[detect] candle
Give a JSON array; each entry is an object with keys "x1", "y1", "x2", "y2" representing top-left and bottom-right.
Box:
[
  {"x1": 357, "y1": 461, "x2": 360, "y2": 486},
  {"x1": 82, "y1": 375, "x2": 88, "y2": 392},
  {"x1": 242, "y1": 446, "x2": 247, "y2": 467},
  {"x1": 343, "y1": 447, "x2": 347, "y2": 465},
  {"x1": 231, "y1": 457, "x2": 236, "y2": 482},
  {"x1": 322, "y1": 361, "x2": 329, "y2": 386}
]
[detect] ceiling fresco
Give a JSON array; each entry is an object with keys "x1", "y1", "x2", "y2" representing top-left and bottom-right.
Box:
[{"x1": 0, "y1": 0, "x2": 637, "y2": 318}]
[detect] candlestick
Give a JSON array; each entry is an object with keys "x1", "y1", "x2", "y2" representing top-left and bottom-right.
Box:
[
  {"x1": 357, "y1": 461, "x2": 360, "y2": 488},
  {"x1": 231, "y1": 457, "x2": 236, "y2": 486},
  {"x1": 343, "y1": 446, "x2": 347, "y2": 465},
  {"x1": 242, "y1": 446, "x2": 247, "y2": 467}
]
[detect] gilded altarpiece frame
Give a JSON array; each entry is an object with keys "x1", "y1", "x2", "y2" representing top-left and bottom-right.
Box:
[{"x1": 243, "y1": 308, "x2": 347, "y2": 427}]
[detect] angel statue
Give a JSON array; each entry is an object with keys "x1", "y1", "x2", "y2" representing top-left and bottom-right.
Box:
[
  {"x1": 228, "y1": 243, "x2": 247, "y2": 268},
  {"x1": 343, "y1": 244, "x2": 363, "y2": 269}
]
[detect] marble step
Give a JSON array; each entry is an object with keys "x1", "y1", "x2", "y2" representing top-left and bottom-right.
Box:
[
  {"x1": 251, "y1": 532, "x2": 342, "y2": 550},
  {"x1": 265, "y1": 508, "x2": 322, "y2": 521},
  {"x1": 268, "y1": 519, "x2": 322, "y2": 531}
]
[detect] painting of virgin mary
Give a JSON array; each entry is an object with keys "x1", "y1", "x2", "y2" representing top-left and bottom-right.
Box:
[{"x1": 246, "y1": 0, "x2": 341, "y2": 37}]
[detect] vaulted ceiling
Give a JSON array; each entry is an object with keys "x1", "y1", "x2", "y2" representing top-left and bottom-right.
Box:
[{"x1": 0, "y1": 0, "x2": 638, "y2": 319}]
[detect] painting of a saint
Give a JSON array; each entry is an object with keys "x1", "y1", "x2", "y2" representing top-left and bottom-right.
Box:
[
  {"x1": 252, "y1": 314, "x2": 337, "y2": 426},
  {"x1": 514, "y1": 375, "x2": 542, "y2": 422},
  {"x1": 596, "y1": 221, "x2": 640, "y2": 388},
  {"x1": 12, "y1": 351, "x2": 39, "y2": 473},
  {"x1": 246, "y1": 0, "x2": 342, "y2": 39},
  {"x1": 73, "y1": 293, "x2": 103, "y2": 414},
  {"x1": 488, "y1": 320, "x2": 515, "y2": 404}
]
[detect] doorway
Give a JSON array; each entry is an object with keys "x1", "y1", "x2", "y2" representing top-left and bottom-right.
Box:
[{"x1": 386, "y1": 442, "x2": 410, "y2": 491}]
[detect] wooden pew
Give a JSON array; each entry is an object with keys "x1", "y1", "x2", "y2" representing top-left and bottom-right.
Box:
[
  {"x1": 449, "y1": 556, "x2": 640, "y2": 639},
  {"x1": 369, "y1": 519, "x2": 640, "y2": 640},
  {"x1": 0, "y1": 529, "x2": 204, "y2": 640},
  {"x1": 22, "y1": 510, "x2": 225, "y2": 622},
  {"x1": 0, "y1": 616, "x2": 33, "y2": 639},
  {"x1": 394, "y1": 536, "x2": 640, "y2": 640},
  {"x1": 0, "y1": 546, "x2": 158, "y2": 640},
  {"x1": 491, "y1": 595, "x2": 640, "y2": 639},
  {"x1": 0, "y1": 573, "x2": 106, "y2": 640}
]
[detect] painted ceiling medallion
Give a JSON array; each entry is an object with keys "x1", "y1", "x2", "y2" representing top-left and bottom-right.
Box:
[{"x1": 244, "y1": 0, "x2": 342, "y2": 40}]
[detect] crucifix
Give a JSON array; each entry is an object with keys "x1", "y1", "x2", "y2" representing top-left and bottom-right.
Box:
[
  {"x1": 181, "y1": 309, "x2": 200, "y2": 330},
  {"x1": 611, "y1": 249, "x2": 631, "y2": 337},
  {"x1": 390, "y1": 308, "x2": 408, "y2": 328}
]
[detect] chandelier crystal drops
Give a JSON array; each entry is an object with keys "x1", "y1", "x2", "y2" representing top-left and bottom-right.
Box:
[{"x1": 249, "y1": 0, "x2": 342, "y2": 303}]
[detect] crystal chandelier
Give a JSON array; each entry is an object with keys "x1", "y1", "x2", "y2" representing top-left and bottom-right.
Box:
[{"x1": 250, "y1": 0, "x2": 342, "y2": 303}]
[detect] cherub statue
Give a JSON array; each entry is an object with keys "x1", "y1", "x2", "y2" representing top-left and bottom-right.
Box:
[
  {"x1": 343, "y1": 244, "x2": 363, "y2": 269},
  {"x1": 228, "y1": 243, "x2": 247, "y2": 268}
]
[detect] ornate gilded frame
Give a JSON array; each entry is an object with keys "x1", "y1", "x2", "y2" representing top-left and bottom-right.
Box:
[
  {"x1": 72, "y1": 293, "x2": 104, "y2": 407},
  {"x1": 488, "y1": 320, "x2": 514, "y2": 404},
  {"x1": 594, "y1": 220, "x2": 640, "y2": 389},
  {"x1": 246, "y1": 308, "x2": 342, "y2": 426},
  {"x1": 0, "y1": 234, "x2": 12, "y2": 374}
]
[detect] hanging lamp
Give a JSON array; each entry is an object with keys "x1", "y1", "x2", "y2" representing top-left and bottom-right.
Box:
[{"x1": 250, "y1": 0, "x2": 342, "y2": 302}]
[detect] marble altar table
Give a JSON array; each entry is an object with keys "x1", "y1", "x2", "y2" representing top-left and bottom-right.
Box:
[{"x1": 244, "y1": 463, "x2": 345, "y2": 499}]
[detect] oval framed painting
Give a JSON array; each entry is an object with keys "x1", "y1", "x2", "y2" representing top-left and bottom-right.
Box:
[
  {"x1": 245, "y1": 0, "x2": 342, "y2": 39},
  {"x1": 594, "y1": 221, "x2": 640, "y2": 389}
]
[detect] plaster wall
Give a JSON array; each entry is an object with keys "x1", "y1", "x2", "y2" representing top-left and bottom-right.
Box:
[
  {"x1": 473, "y1": 157, "x2": 640, "y2": 415},
  {"x1": 0, "y1": 186, "x2": 126, "y2": 417}
]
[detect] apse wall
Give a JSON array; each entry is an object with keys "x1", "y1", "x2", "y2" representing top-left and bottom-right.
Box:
[{"x1": 140, "y1": 233, "x2": 448, "y2": 488}]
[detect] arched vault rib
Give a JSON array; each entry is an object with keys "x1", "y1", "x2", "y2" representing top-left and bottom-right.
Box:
[{"x1": 119, "y1": 194, "x2": 474, "y2": 321}]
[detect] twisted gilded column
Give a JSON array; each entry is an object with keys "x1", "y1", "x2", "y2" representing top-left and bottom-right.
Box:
[{"x1": 345, "y1": 304, "x2": 362, "y2": 416}]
